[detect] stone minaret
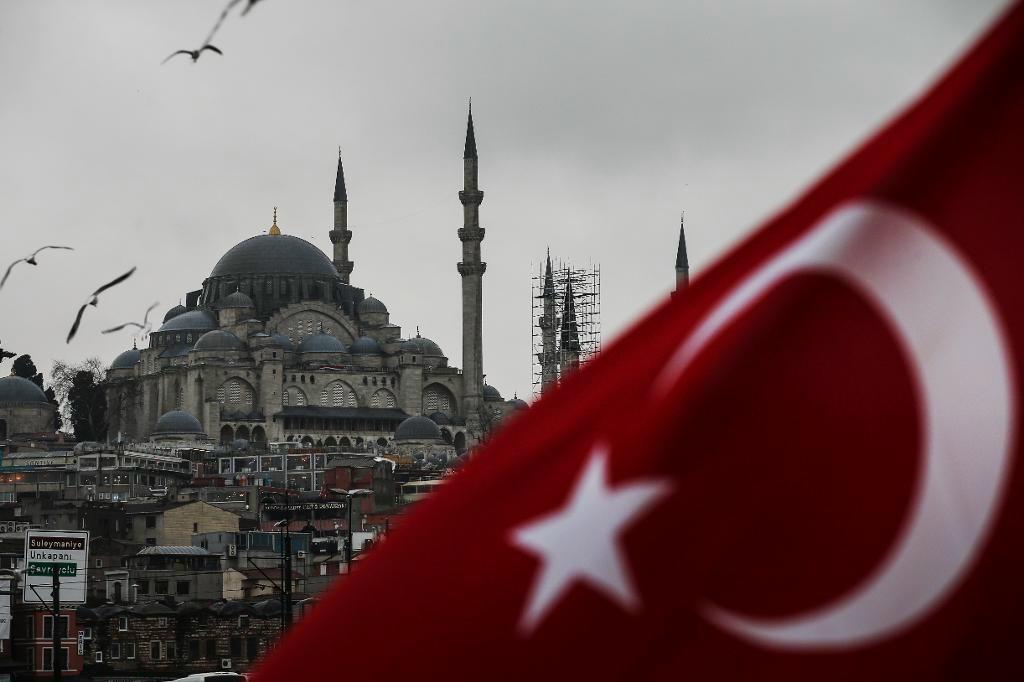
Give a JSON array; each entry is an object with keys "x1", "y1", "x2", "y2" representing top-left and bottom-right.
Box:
[
  {"x1": 458, "y1": 103, "x2": 486, "y2": 433},
  {"x1": 559, "y1": 277, "x2": 581, "y2": 374},
  {"x1": 538, "y1": 250, "x2": 559, "y2": 390},
  {"x1": 330, "y1": 151, "x2": 354, "y2": 283},
  {"x1": 675, "y1": 212, "x2": 689, "y2": 293}
]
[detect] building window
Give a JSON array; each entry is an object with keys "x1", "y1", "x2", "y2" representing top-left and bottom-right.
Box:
[
  {"x1": 81, "y1": 627, "x2": 92, "y2": 640},
  {"x1": 118, "y1": 616, "x2": 128, "y2": 632},
  {"x1": 246, "y1": 637, "x2": 258, "y2": 660},
  {"x1": 238, "y1": 615, "x2": 249, "y2": 629},
  {"x1": 206, "y1": 639, "x2": 217, "y2": 660},
  {"x1": 158, "y1": 618, "x2": 168, "y2": 628},
  {"x1": 126, "y1": 642, "x2": 136, "y2": 660},
  {"x1": 146, "y1": 538, "x2": 157, "y2": 546},
  {"x1": 110, "y1": 643, "x2": 121, "y2": 660},
  {"x1": 137, "y1": 580, "x2": 149, "y2": 595},
  {"x1": 189, "y1": 640, "x2": 200, "y2": 661},
  {"x1": 95, "y1": 558, "x2": 103, "y2": 568},
  {"x1": 230, "y1": 637, "x2": 242, "y2": 658},
  {"x1": 193, "y1": 522, "x2": 199, "y2": 532},
  {"x1": 155, "y1": 580, "x2": 169, "y2": 594},
  {"x1": 177, "y1": 581, "x2": 190, "y2": 596},
  {"x1": 43, "y1": 616, "x2": 69, "y2": 639},
  {"x1": 166, "y1": 641, "x2": 176, "y2": 661},
  {"x1": 150, "y1": 641, "x2": 161, "y2": 661},
  {"x1": 25, "y1": 615, "x2": 33, "y2": 639},
  {"x1": 42, "y1": 647, "x2": 69, "y2": 672},
  {"x1": 146, "y1": 515, "x2": 157, "y2": 528}
]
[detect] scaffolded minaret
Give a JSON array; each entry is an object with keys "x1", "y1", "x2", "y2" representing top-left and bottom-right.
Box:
[
  {"x1": 538, "y1": 250, "x2": 559, "y2": 390},
  {"x1": 458, "y1": 103, "x2": 486, "y2": 433},
  {"x1": 331, "y1": 150, "x2": 354, "y2": 283},
  {"x1": 559, "y1": 277, "x2": 582, "y2": 374}
]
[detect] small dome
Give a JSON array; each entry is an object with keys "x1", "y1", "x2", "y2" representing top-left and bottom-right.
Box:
[
  {"x1": 0, "y1": 376, "x2": 48, "y2": 404},
  {"x1": 153, "y1": 410, "x2": 203, "y2": 435},
  {"x1": 298, "y1": 333, "x2": 347, "y2": 354},
  {"x1": 109, "y1": 348, "x2": 141, "y2": 370},
  {"x1": 395, "y1": 415, "x2": 442, "y2": 441},
  {"x1": 427, "y1": 411, "x2": 451, "y2": 426},
  {"x1": 163, "y1": 304, "x2": 187, "y2": 323},
  {"x1": 194, "y1": 330, "x2": 245, "y2": 352},
  {"x1": 483, "y1": 384, "x2": 503, "y2": 401},
  {"x1": 217, "y1": 290, "x2": 255, "y2": 310},
  {"x1": 157, "y1": 309, "x2": 217, "y2": 333},
  {"x1": 349, "y1": 336, "x2": 382, "y2": 355},
  {"x1": 358, "y1": 296, "x2": 388, "y2": 315},
  {"x1": 509, "y1": 397, "x2": 529, "y2": 410},
  {"x1": 268, "y1": 333, "x2": 295, "y2": 351},
  {"x1": 400, "y1": 335, "x2": 444, "y2": 357}
]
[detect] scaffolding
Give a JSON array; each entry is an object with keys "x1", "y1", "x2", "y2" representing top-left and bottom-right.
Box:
[{"x1": 531, "y1": 257, "x2": 601, "y2": 397}]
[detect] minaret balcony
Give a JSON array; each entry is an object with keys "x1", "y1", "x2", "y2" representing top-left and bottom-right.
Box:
[
  {"x1": 329, "y1": 229, "x2": 352, "y2": 245},
  {"x1": 457, "y1": 227, "x2": 486, "y2": 242},
  {"x1": 457, "y1": 262, "x2": 487, "y2": 276}
]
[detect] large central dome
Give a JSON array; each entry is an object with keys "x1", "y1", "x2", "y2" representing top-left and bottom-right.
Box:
[{"x1": 210, "y1": 235, "x2": 338, "y2": 278}]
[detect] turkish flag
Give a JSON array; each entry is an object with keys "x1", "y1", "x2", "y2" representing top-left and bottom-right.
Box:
[{"x1": 253, "y1": 4, "x2": 1024, "y2": 680}]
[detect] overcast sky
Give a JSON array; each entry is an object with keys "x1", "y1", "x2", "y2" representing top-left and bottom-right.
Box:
[{"x1": 0, "y1": 0, "x2": 1009, "y2": 402}]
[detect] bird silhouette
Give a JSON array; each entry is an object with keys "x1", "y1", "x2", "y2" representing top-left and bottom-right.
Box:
[
  {"x1": 102, "y1": 302, "x2": 159, "y2": 337},
  {"x1": 1, "y1": 246, "x2": 73, "y2": 291},
  {"x1": 162, "y1": 44, "x2": 223, "y2": 65},
  {"x1": 67, "y1": 267, "x2": 137, "y2": 343},
  {"x1": 204, "y1": 0, "x2": 264, "y2": 45}
]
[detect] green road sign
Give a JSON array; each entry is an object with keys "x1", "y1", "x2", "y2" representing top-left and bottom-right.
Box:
[{"x1": 27, "y1": 562, "x2": 77, "y2": 577}]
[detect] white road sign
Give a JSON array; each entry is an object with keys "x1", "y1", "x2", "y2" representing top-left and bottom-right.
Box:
[{"x1": 23, "y1": 530, "x2": 89, "y2": 604}]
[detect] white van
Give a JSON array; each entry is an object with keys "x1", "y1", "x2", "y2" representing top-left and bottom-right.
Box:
[{"x1": 168, "y1": 674, "x2": 246, "y2": 682}]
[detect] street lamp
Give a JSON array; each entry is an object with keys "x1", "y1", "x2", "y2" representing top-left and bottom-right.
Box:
[{"x1": 335, "y1": 488, "x2": 373, "y2": 571}]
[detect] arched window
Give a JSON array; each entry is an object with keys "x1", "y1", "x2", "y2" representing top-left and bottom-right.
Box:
[
  {"x1": 218, "y1": 379, "x2": 255, "y2": 406},
  {"x1": 423, "y1": 386, "x2": 454, "y2": 415},
  {"x1": 370, "y1": 389, "x2": 396, "y2": 409},
  {"x1": 320, "y1": 381, "x2": 356, "y2": 407},
  {"x1": 175, "y1": 385, "x2": 184, "y2": 409},
  {"x1": 286, "y1": 387, "x2": 307, "y2": 406}
]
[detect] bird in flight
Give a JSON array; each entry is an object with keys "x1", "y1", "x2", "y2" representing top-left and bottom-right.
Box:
[
  {"x1": 102, "y1": 302, "x2": 159, "y2": 337},
  {"x1": 205, "y1": 0, "x2": 264, "y2": 45},
  {"x1": 67, "y1": 267, "x2": 137, "y2": 343},
  {"x1": 1, "y1": 246, "x2": 73, "y2": 291},
  {"x1": 162, "y1": 44, "x2": 223, "y2": 65}
]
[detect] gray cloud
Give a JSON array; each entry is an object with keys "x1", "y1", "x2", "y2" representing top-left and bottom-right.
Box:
[{"x1": 0, "y1": 0, "x2": 1008, "y2": 401}]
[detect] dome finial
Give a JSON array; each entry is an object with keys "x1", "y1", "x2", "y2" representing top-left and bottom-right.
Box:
[
  {"x1": 269, "y1": 206, "x2": 281, "y2": 236},
  {"x1": 416, "y1": 325, "x2": 421, "y2": 338}
]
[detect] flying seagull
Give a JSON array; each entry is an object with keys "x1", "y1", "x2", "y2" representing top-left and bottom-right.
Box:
[
  {"x1": 162, "y1": 44, "x2": 223, "y2": 65},
  {"x1": 67, "y1": 267, "x2": 137, "y2": 343},
  {"x1": 102, "y1": 302, "x2": 159, "y2": 336},
  {"x1": 1, "y1": 246, "x2": 73, "y2": 291},
  {"x1": 204, "y1": 0, "x2": 265, "y2": 45}
]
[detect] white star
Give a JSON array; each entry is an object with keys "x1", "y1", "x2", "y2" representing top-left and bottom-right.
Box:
[{"x1": 509, "y1": 443, "x2": 673, "y2": 634}]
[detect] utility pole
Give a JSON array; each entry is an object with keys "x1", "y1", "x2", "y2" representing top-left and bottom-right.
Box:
[
  {"x1": 52, "y1": 569, "x2": 61, "y2": 682},
  {"x1": 283, "y1": 501, "x2": 292, "y2": 632}
]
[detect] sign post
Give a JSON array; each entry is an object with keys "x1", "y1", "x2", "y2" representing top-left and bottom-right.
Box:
[{"x1": 24, "y1": 530, "x2": 89, "y2": 682}]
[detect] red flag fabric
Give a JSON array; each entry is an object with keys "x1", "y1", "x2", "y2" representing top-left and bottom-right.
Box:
[{"x1": 253, "y1": 4, "x2": 1024, "y2": 679}]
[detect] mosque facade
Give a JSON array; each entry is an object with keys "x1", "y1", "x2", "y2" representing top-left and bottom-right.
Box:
[{"x1": 103, "y1": 110, "x2": 524, "y2": 454}]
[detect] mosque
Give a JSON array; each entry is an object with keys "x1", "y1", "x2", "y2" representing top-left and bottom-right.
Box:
[{"x1": 103, "y1": 109, "x2": 525, "y2": 454}]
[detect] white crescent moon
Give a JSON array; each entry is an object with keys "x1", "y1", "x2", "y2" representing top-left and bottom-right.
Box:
[{"x1": 655, "y1": 200, "x2": 1016, "y2": 649}]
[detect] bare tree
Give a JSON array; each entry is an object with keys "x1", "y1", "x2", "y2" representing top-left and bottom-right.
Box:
[{"x1": 50, "y1": 358, "x2": 106, "y2": 425}]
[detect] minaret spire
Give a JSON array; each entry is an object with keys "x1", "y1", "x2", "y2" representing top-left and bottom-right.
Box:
[
  {"x1": 674, "y1": 212, "x2": 689, "y2": 293},
  {"x1": 330, "y1": 151, "x2": 354, "y2": 283},
  {"x1": 559, "y1": 276, "x2": 581, "y2": 373},
  {"x1": 458, "y1": 101, "x2": 486, "y2": 439},
  {"x1": 464, "y1": 99, "x2": 478, "y2": 160},
  {"x1": 539, "y1": 249, "x2": 558, "y2": 390}
]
